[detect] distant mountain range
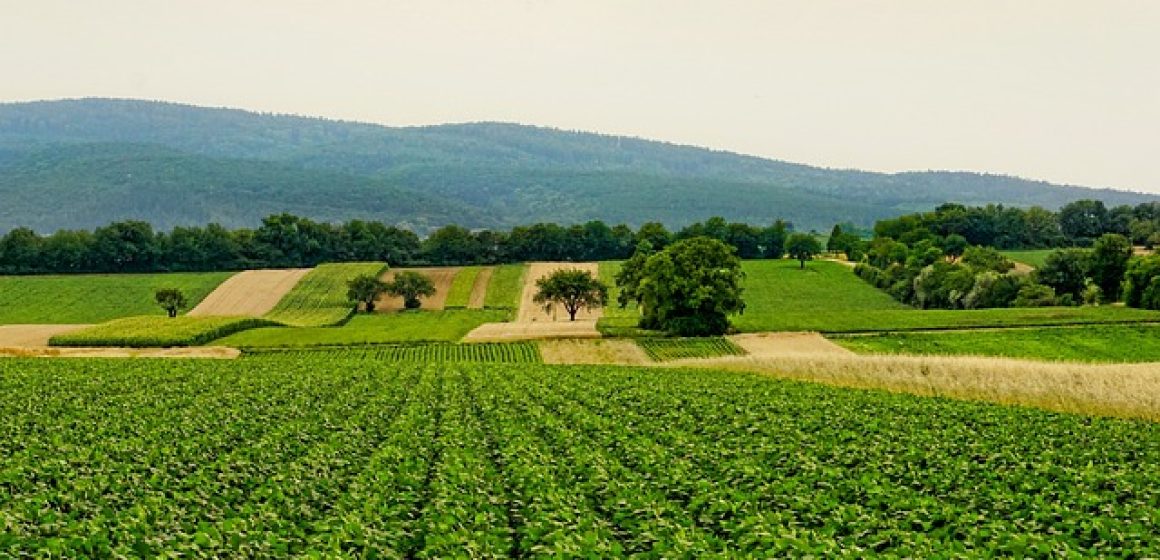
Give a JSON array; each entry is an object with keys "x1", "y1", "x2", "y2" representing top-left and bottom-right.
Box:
[{"x1": 0, "y1": 98, "x2": 1155, "y2": 233}]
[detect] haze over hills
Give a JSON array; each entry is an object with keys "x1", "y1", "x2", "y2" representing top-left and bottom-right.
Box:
[{"x1": 0, "y1": 98, "x2": 1155, "y2": 234}]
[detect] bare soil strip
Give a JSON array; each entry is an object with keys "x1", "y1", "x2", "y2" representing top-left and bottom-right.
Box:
[
  {"x1": 188, "y1": 269, "x2": 310, "y2": 317},
  {"x1": 0, "y1": 324, "x2": 91, "y2": 346},
  {"x1": 467, "y1": 267, "x2": 494, "y2": 309},
  {"x1": 0, "y1": 346, "x2": 240, "y2": 359},
  {"x1": 375, "y1": 267, "x2": 461, "y2": 312},
  {"x1": 539, "y1": 339, "x2": 651, "y2": 365},
  {"x1": 728, "y1": 332, "x2": 853, "y2": 357},
  {"x1": 465, "y1": 320, "x2": 601, "y2": 342},
  {"x1": 464, "y1": 262, "x2": 603, "y2": 341},
  {"x1": 1011, "y1": 262, "x2": 1035, "y2": 275},
  {"x1": 517, "y1": 262, "x2": 603, "y2": 322}
]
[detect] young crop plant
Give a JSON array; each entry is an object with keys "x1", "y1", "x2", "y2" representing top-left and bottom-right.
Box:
[
  {"x1": 246, "y1": 342, "x2": 541, "y2": 363},
  {"x1": 265, "y1": 262, "x2": 386, "y2": 326},
  {"x1": 2, "y1": 357, "x2": 1157, "y2": 556},
  {"x1": 638, "y1": 337, "x2": 746, "y2": 361}
]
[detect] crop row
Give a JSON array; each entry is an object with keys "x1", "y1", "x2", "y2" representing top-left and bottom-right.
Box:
[
  {"x1": 246, "y1": 342, "x2": 541, "y2": 363},
  {"x1": 637, "y1": 337, "x2": 746, "y2": 361},
  {"x1": 264, "y1": 262, "x2": 386, "y2": 327},
  {"x1": 47, "y1": 316, "x2": 275, "y2": 347},
  {"x1": 1, "y1": 358, "x2": 1157, "y2": 556}
]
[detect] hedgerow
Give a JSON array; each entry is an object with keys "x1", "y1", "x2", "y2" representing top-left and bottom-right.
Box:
[{"x1": 47, "y1": 316, "x2": 275, "y2": 347}]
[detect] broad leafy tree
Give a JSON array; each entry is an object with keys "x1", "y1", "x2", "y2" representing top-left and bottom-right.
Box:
[
  {"x1": 532, "y1": 268, "x2": 608, "y2": 321},
  {"x1": 1089, "y1": 234, "x2": 1133, "y2": 302},
  {"x1": 1036, "y1": 249, "x2": 1090, "y2": 300},
  {"x1": 385, "y1": 271, "x2": 436, "y2": 310},
  {"x1": 617, "y1": 237, "x2": 745, "y2": 336},
  {"x1": 347, "y1": 273, "x2": 388, "y2": 313},
  {"x1": 784, "y1": 233, "x2": 822, "y2": 269},
  {"x1": 154, "y1": 288, "x2": 187, "y2": 318}
]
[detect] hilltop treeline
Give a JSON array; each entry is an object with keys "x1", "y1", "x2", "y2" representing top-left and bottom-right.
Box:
[{"x1": 0, "y1": 214, "x2": 792, "y2": 274}]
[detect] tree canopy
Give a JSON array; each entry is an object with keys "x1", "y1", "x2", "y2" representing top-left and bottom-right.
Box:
[
  {"x1": 532, "y1": 269, "x2": 608, "y2": 321},
  {"x1": 385, "y1": 271, "x2": 436, "y2": 310}
]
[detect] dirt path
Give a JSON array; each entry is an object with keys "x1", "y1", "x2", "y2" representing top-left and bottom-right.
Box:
[
  {"x1": 188, "y1": 269, "x2": 310, "y2": 317},
  {"x1": 0, "y1": 346, "x2": 240, "y2": 359},
  {"x1": 1011, "y1": 262, "x2": 1034, "y2": 275},
  {"x1": 0, "y1": 324, "x2": 92, "y2": 346},
  {"x1": 464, "y1": 262, "x2": 603, "y2": 341},
  {"x1": 467, "y1": 267, "x2": 494, "y2": 309},
  {"x1": 375, "y1": 267, "x2": 460, "y2": 312}
]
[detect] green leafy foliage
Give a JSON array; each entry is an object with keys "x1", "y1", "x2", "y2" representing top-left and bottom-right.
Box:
[
  {"x1": 0, "y1": 272, "x2": 230, "y2": 323},
  {"x1": 638, "y1": 337, "x2": 745, "y2": 361},
  {"x1": 533, "y1": 268, "x2": 608, "y2": 321},
  {"x1": 153, "y1": 288, "x2": 187, "y2": 318},
  {"x1": 265, "y1": 262, "x2": 386, "y2": 326},
  {"x1": 48, "y1": 316, "x2": 274, "y2": 347},
  {"x1": 384, "y1": 270, "x2": 436, "y2": 310},
  {"x1": 1, "y1": 358, "x2": 1158, "y2": 556}
]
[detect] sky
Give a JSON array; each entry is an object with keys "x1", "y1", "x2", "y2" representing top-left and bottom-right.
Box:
[{"x1": 2, "y1": 1, "x2": 1158, "y2": 192}]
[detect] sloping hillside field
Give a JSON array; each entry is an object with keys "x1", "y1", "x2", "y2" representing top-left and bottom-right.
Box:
[
  {"x1": 0, "y1": 272, "x2": 231, "y2": 324},
  {"x1": 264, "y1": 262, "x2": 385, "y2": 326},
  {"x1": 0, "y1": 357, "x2": 1156, "y2": 556}
]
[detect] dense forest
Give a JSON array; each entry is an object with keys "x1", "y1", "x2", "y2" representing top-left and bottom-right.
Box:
[{"x1": 1, "y1": 98, "x2": 1156, "y2": 233}]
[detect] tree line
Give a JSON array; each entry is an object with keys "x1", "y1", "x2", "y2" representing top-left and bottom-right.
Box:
[{"x1": 0, "y1": 214, "x2": 794, "y2": 275}]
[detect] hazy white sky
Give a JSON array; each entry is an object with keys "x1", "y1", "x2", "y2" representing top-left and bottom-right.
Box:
[{"x1": 2, "y1": 1, "x2": 1158, "y2": 192}]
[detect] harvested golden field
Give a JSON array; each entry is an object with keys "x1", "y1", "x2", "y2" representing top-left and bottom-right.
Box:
[
  {"x1": 0, "y1": 346, "x2": 239, "y2": 359},
  {"x1": 375, "y1": 267, "x2": 460, "y2": 311},
  {"x1": 467, "y1": 266, "x2": 494, "y2": 309},
  {"x1": 728, "y1": 332, "x2": 852, "y2": 357},
  {"x1": 539, "y1": 339, "x2": 651, "y2": 365},
  {"x1": 187, "y1": 269, "x2": 310, "y2": 317},
  {"x1": 670, "y1": 352, "x2": 1160, "y2": 422}
]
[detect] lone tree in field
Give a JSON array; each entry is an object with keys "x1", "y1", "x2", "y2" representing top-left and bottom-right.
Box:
[
  {"x1": 154, "y1": 288, "x2": 187, "y2": 318},
  {"x1": 347, "y1": 273, "x2": 388, "y2": 313},
  {"x1": 533, "y1": 268, "x2": 609, "y2": 321},
  {"x1": 385, "y1": 271, "x2": 436, "y2": 310},
  {"x1": 785, "y1": 233, "x2": 823, "y2": 269},
  {"x1": 616, "y1": 236, "x2": 745, "y2": 336}
]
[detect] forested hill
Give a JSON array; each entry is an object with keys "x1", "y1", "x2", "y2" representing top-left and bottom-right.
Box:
[{"x1": 0, "y1": 98, "x2": 1155, "y2": 233}]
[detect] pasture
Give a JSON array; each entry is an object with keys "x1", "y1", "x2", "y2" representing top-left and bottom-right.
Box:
[
  {"x1": 1, "y1": 357, "x2": 1156, "y2": 556},
  {"x1": 264, "y1": 262, "x2": 386, "y2": 326},
  {"x1": 0, "y1": 272, "x2": 231, "y2": 324},
  {"x1": 482, "y1": 263, "x2": 526, "y2": 310},
  {"x1": 1000, "y1": 249, "x2": 1058, "y2": 268},
  {"x1": 833, "y1": 324, "x2": 1160, "y2": 363}
]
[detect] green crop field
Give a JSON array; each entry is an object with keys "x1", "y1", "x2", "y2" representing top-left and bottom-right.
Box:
[
  {"x1": 638, "y1": 337, "x2": 745, "y2": 361},
  {"x1": 0, "y1": 272, "x2": 231, "y2": 324},
  {"x1": 1000, "y1": 249, "x2": 1062, "y2": 268},
  {"x1": 247, "y1": 342, "x2": 541, "y2": 363},
  {"x1": 219, "y1": 309, "x2": 509, "y2": 348},
  {"x1": 833, "y1": 324, "x2": 1160, "y2": 363},
  {"x1": 443, "y1": 266, "x2": 480, "y2": 308},
  {"x1": 48, "y1": 316, "x2": 275, "y2": 347},
  {"x1": 2, "y1": 357, "x2": 1157, "y2": 556},
  {"x1": 483, "y1": 263, "x2": 526, "y2": 310},
  {"x1": 264, "y1": 262, "x2": 386, "y2": 326}
]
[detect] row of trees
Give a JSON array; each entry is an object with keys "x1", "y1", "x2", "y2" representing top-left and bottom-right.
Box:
[
  {"x1": 872, "y1": 200, "x2": 1160, "y2": 250},
  {"x1": 853, "y1": 231, "x2": 1155, "y2": 310},
  {"x1": 0, "y1": 214, "x2": 797, "y2": 275}
]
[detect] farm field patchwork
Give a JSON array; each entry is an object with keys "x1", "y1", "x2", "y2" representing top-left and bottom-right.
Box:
[
  {"x1": 188, "y1": 268, "x2": 310, "y2": 317},
  {"x1": 638, "y1": 337, "x2": 745, "y2": 361},
  {"x1": 217, "y1": 310, "x2": 509, "y2": 348},
  {"x1": 0, "y1": 272, "x2": 232, "y2": 324},
  {"x1": 264, "y1": 262, "x2": 385, "y2": 326},
  {"x1": 246, "y1": 342, "x2": 540, "y2": 363},
  {"x1": 1, "y1": 357, "x2": 1157, "y2": 556},
  {"x1": 443, "y1": 266, "x2": 482, "y2": 308},
  {"x1": 375, "y1": 267, "x2": 460, "y2": 311},
  {"x1": 482, "y1": 263, "x2": 526, "y2": 311},
  {"x1": 48, "y1": 316, "x2": 274, "y2": 347},
  {"x1": 832, "y1": 324, "x2": 1160, "y2": 363}
]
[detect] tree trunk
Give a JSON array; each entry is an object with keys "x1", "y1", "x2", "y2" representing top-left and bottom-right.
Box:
[
  {"x1": 800, "y1": 259, "x2": 805, "y2": 269},
  {"x1": 365, "y1": 299, "x2": 376, "y2": 313},
  {"x1": 168, "y1": 308, "x2": 177, "y2": 318}
]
